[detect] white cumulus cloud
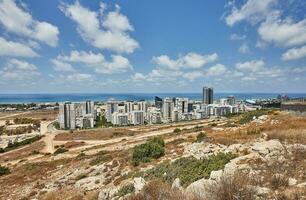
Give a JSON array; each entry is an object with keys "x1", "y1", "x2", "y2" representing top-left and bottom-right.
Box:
[
  {"x1": 225, "y1": 0, "x2": 277, "y2": 26},
  {"x1": 60, "y1": 1, "x2": 139, "y2": 53},
  {"x1": 0, "y1": 37, "x2": 38, "y2": 57},
  {"x1": 152, "y1": 52, "x2": 218, "y2": 70},
  {"x1": 0, "y1": 59, "x2": 40, "y2": 81},
  {"x1": 0, "y1": 0, "x2": 59, "y2": 47},
  {"x1": 55, "y1": 50, "x2": 132, "y2": 74},
  {"x1": 282, "y1": 45, "x2": 306, "y2": 61},
  {"x1": 258, "y1": 12, "x2": 306, "y2": 47}
]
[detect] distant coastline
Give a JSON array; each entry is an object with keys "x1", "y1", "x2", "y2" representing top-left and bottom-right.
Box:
[{"x1": 0, "y1": 93, "x2": 306, "y2": 104}]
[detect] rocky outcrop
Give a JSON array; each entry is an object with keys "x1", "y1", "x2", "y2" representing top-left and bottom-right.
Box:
[{"x1": 184, "y1": 143, "x2": 227, "y2": 159}]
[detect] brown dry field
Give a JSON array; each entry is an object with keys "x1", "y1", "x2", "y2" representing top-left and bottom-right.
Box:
[
  {"x1": 0, "y1": 141, "x2": 45, "y2": 163},
  {"x1": 54, "y1": 128, "x2": 136, "y2": 141},
  {"x1": 0, "y1": 110, "x2": 58, "y2": 121}
]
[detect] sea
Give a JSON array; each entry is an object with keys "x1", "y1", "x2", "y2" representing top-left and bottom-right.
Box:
[{"x1": 0, "y1": 93, "x2": 305, "y2": 104}]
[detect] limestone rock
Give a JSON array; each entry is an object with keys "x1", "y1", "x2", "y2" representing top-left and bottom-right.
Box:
[
  {"x1": 172, "y1": 178, "x2": 183, "y2": 190},
  {"x1": 133, "y1": 177, "x2": 146, "y2": 193},
  {"x1": 98, "y1": 187, "x2": 118, "y2": 200},
  {"x1": 209, "y1": 170, "x2": 223, "y2": 182},
  {"x1": 185, "y1": 178, "x2": 215, "y2": 199},
  {"x1": 288, "y1": 178, "x2": 297, "y2": 186}
]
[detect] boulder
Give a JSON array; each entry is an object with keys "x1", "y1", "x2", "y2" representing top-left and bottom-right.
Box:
[
  {"x1": 133, "y1": 177, "x2": 146, "y2": 193},
  {"x1": 251, "y1": 140, "x2": 284, "y2": 158},
  {"x1": 209, "y1": 170, "x2": 223, "y2": 182},
  {"x1": 172, "y1": 178, "x2": 183, "y2": 190},
  {"x1": 185, "y1": 178, "x2": 215, "y2": 199}
]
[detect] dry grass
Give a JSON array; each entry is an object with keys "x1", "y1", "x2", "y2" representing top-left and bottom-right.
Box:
[
  {"x1": 41, "y1": 188, "x2": 84, "y2": 200},
  {"x1": 267, "y1": 129, "x2": 306, "y2": 144},
  {"x1": 54, "y1": 128, "x2": 135, "y2": 141},
  {"x1": 128, "y1": 180, "x2": 185, "y2": 200},
  {"x1": 204, "y1": 172, "x2": 256, "y2": 200},
  {"x1": 274, "y1": 188, "x2": 306, "y2": 200},
  {"x1": 2, "y1": 110, "x2": 58, "y2": 121},
  {"x1": 0, "y1": 141, "x2": 45, "y2": 163}
]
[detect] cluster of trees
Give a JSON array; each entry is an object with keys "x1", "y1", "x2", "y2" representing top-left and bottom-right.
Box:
[
  {"x1": 13, "y1": 117, "x2": 40, "y2": 126},
  {"x1": 0, "y1": 118, "x2": 41, "y2": 136},
  {"x1": 0, "y1": 125, "x2": 37, "y2": 136}
]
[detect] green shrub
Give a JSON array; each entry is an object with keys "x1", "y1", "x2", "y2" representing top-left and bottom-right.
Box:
[
  {"x1": 238, "y1": 109, "x2": 271, "y2": 124},
  {"x1": 195, "y1": 132, "x2": 207, "y2": 143},
  {"x1": 173, "y1": 128, "x2": 181, "y2": 134},
  {"x1": 117, "y1": 184, "x2": 135, "y2": 197},
  {"x1": 132, "y1": 137, "x2": 165, "y2": 166},
  {"x1": 53, "y1": 122, "x2": 60, "y2": 129},
  {"x1": 53, "y1": 147, "x2": 68, "y2": 155},
  {"x1": 144, "y1": 153, "x2": 236, "y2": 187},
  {"x1": 0, "y1": 165, "x2": 10, "y2": 176},
  {"x1": 209, "y1": 123, "x2": 217, "y2": 127}
]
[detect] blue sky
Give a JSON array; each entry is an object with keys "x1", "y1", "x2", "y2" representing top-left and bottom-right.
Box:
[{"x1": 0, "y1": 0, "x2": 306, "y2": 93}]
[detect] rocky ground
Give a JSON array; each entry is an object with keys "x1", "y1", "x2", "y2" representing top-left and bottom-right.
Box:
[{"x1": 0, "y1": 110, "x2": 306, "y2": 200}]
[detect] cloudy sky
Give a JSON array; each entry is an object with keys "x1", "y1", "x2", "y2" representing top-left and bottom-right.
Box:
[{"x1": 0, "y1": 0, "x2": 306, "y2": 93}]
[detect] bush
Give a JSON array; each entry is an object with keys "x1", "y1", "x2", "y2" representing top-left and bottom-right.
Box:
[
  {"x1": 195, "y1": 132, "x2": 207, "y2": 143},
  {"x1": 53, "y1": 122, "x2": 60, "y2": 129},
  {"x1": 144, "y1": 153, "x2": 237, "y2": 187},
  {"x1": 117, "y1": 184, "x2": 135, "y2": 197},
  {"x1": 53, "y1": 147, "x2": 68, "y2": 155},
  {"x1": 173, "y1": 128, "x2": 181, "y2": 134},
  {"x1": 0, "y1": 165, "x2": 10, "y2": 176},
  {"x1": 132, "y1": 137, "x2": 165, "y2": 166}
]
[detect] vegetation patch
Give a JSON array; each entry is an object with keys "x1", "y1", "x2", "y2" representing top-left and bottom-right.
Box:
[
  {"x1": 89, "y1": 151, "x2": 112, "y2": 166},
  {"x1": 238, "y1": 109, "x2": 271, "y2": 124},
  {"x1": 53, "y1": 147, "x2": 68, "y2": 155},
  {"x1": 0, "y1": 165, "x2": 10, "y2": 176},
  {"x1": 194, "y1": 132, "x2": 208, "y2": 143},
  {"x1": 0, "y1": 135, "x2": 42, "y2": 154},
  {"x1": 173, "y1": 128, "x2": 181, "y2": 134},
  {"x1": 143, "y1": 153, "x2": 236, "y2": 187},
  {"x1": 132, "y1": 137, "x2": 165, "y2": 166},
  {"x1": 117, "y1": 184, "x2": 135, "y2": 197},
  {"x1": 95, "y1": 115, "x2": 113, "y2": 127}
]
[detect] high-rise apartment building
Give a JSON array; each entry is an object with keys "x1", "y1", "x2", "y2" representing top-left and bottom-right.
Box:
[
  {"x1": 106, "y1": 100, "x2": 119, "y2": 122},
  {"x1": 162, "y1": 97, "x2": 174, "y2": 121},
  {"x1": 155, "y1": 96, "x2": 163, "y2": 109},
  {"x1": 175, "y1": 98, "x2": 188, "y2": 114},
  {"x1": 131, "y1": 111, "x2": 144, "y2": 125},
  {"x1": 203, "y1": 87, "x2": 213, "y2": 104},
  {"x1": 59, "y1": 102, "x2": 76, "y2": 130}
]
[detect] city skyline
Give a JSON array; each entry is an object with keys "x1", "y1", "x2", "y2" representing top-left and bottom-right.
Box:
[{"x1": 0, "y1": 0, "x2": 306, "y2": 93}]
